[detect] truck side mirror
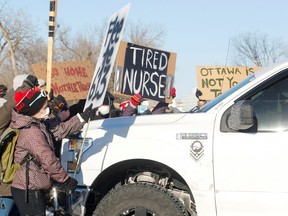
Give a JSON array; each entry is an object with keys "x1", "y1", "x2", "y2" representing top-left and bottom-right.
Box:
[{"x1": 227, "y1": 100, "x2": 254, "y2": 130}]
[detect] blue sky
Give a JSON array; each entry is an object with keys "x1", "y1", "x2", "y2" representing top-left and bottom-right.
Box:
[{"x1": 5, "y1": 0, "x2": 288, "y2": 98}]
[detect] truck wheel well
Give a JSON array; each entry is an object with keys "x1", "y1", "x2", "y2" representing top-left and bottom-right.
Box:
[{"x1": 85, "y1": 159, "x2": 196, "y2": 215}]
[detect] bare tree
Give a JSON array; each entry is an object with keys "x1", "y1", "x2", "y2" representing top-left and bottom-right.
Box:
[
  {"x1": 124, "y1": 20, "x2": 166, "y2": 49},
  {"x1": 55, "y1": 19, "x2": 166, "y2": 62},
  {"x1": 55, "y1": 25, "x2": 102, "y2": 64},
  {"x1": 0, "y1": 6, "x2": 42, "y2": 87},
  {"x1": 231, "y1": 32, "x2": 286, "y2": 67}
]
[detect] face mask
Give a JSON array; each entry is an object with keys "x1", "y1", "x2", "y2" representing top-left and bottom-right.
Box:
[
  {"x1": 40, "y1": 107, "x2": 50, "y2": 119},
  {"x1": 98, "y1": 105, "x2": 110, "y2": 115}
]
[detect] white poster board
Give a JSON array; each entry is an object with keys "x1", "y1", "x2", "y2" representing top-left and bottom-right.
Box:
[{"x1": 84, "y1": 3, "x2": 131, "y2": 110}]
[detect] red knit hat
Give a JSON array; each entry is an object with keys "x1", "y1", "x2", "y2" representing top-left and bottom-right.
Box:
[
  {"x1": 14, "y1": 88, "x2": 48, "y2": 116},
  {"x1": 170, "y1": 87, "x2": 176, "y2": 98},
  {"x1": 130, "y1": 93, "x2": 142, "y2": 106}
]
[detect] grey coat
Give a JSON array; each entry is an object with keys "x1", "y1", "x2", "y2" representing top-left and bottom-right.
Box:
[{"x1": 10, "y1": 110, "x2": 84, "y2": 190}]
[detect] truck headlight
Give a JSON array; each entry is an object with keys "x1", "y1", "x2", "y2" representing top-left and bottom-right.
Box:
[{"x1": 66, "y1": 138, "x2": 93, "y2": 173}]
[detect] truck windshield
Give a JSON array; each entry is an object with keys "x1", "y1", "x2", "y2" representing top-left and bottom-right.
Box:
[{"x1": 191, "y1": 74, "x2": 256, "y2": 113}]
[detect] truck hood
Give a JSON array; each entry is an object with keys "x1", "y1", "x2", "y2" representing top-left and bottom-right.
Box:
[{"x1": 84, "y1": 112, "x2": 189, "y2": 132}]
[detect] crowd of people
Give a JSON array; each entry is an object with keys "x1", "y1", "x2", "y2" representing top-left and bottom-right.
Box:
[
  {"x1": 0, "y1": 73, "x2": 206, "y2": 215},
  {"x1": 0, "y1": 75, "x2": 95, "y2": 215}
]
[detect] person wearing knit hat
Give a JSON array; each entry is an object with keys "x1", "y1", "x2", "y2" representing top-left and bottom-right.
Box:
[
  {"x1": 120, "y1": 93, "x2": 142, "y2": 117},
  {"x1": 9, "y1": 87, "x2": 95, "y2": 215},
  {"x1": 151, "y1": 87, "x2": 177, "y2": 114},
  {"x1": 0, "y1": 76, "x2": 43, "y2": 216},
  {"x1": 0, "y1": 74, "x2": 43, "y2": 136}
]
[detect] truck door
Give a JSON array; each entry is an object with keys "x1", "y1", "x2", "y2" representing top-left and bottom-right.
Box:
[{"x1": 213, "y1": 69, "x2": 288, "y2": 215}]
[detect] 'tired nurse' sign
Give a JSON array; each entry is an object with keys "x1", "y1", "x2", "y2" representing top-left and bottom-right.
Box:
[{"x1": 115, "y1": 41, "x2": 177, "y2": 103}]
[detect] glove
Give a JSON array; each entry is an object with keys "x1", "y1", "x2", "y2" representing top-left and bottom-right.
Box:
[
  {"x1": 24, "y1": 75, "x2": 39, "y2": 87},
  {"x1": 49, "y1": 94, "x2": 69, "y2": 116},
  {"x1": 80, "y1": 104, "x2": 94, "y2": 122},
  {"x1": 63, "y1": 177, "x2": 78, "y2": 192}
]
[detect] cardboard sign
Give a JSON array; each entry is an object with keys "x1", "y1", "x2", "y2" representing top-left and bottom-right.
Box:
[
  {"x1": 32, "y1": 61, "x2": 94, "y2": 101},
  {"x1": 115, "y1": 41, "x2": 177, "y2": 103},
  {"x1": 84, "y1": 3, "x2": 131, "y2": 110},
  {"x1": 196, "y1": 66, "x2": 262, "y2": 100}
]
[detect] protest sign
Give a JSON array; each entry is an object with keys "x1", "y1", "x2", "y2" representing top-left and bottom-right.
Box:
[
  {"x1": 32, "y1": 61, "x2": 93, "y2": 101},
  {"x1": 115, "y1": 41, "x2": 177, "y2": 103},
  {"x1": 196, "y1": 66, "x2": 262, "y2": 100},
  {"x1": 84, "y1": 3, "x2": 131, "y2": 110}
]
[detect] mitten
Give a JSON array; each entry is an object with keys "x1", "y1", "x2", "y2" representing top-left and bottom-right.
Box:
[
  {"x1": 63, "y1": 177, "x2": 78, "y2": 192},
  {"x1": 24, "y1": 75, "x2": 39, "y2": 87},
  {"x1": 80, "y1": 104, "x2": 94, "y2": 122}
]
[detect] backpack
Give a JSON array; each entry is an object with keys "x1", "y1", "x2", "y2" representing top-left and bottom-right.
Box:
[{"x1": 0, "y1": 127, "x2": 20, "y2": 183}]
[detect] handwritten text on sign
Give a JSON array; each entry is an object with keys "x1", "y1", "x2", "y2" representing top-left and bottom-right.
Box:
[
  {"x1": 32, "y1": 61, "x2": 93, "y2": 101},
  {"x1": 122, "y1": 43, "x2": 171, "y2": 102},
  {"x1": 115, "y1": 41, "x2": 176, "y2": 103},
  {"x1": 84, "y1": 3, "x2": 130, "y2": 110},
  {"x1": 196, "y1": 66, "x2": 261, "y2": 100}
]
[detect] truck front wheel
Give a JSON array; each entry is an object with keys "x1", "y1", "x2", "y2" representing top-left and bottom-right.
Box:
[{"x1": 93, "y1": 182, "x2": 189, "y2": 216}]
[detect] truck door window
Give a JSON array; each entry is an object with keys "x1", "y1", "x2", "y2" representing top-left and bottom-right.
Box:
[
  {"x1": 250, "y1": 76, "x2": 288, "y2": 131},
  {"x1": 221, "y1": 70, "x2": 288, "y2": 132}
]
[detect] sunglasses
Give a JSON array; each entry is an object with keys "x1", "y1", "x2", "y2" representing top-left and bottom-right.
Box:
[{"x1": 29, "y1": 89, "x2": 47, "y2": 106}]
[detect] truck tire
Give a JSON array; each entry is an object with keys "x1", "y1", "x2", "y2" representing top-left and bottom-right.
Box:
[{"x1": 93, "y1": 182, "x2": 189, "y2": 216}]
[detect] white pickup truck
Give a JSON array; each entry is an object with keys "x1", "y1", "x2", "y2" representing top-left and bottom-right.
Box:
[{"x1": 55, "y1": 61, "x2": 288, "y2": 216}]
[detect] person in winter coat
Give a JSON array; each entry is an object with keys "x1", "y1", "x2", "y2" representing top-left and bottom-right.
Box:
[
  {"x1": 0, "y1": 75, "x2": 41, "y2": 216},
  {"x1": 10, "y1": 87, "x2": 93, "y2": 216}
]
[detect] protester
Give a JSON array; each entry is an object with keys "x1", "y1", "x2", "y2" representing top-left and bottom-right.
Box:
[
  {"x1": 120, "y1": 93, "x2": 142, "y2": 117},
  {"x1": 0, "y1": 74, "x2": 41, "y2": 216},
  {"x1": 10, "y1": 87, "x2": 93, "y2": 216},
  {"x1": 151, "y1": 87, "x2": 176, "y2": 114}
]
